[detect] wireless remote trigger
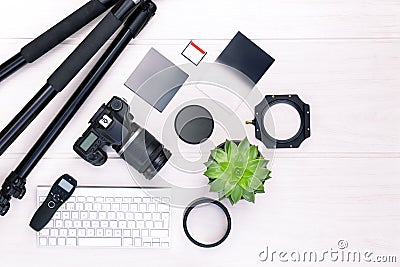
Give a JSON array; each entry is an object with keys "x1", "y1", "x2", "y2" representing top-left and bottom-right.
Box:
[{"x1": 30, "y1": 174, "x2": 77, "y2": 232}]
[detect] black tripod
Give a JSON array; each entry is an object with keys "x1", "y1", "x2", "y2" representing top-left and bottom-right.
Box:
[{"x1": 0, "y1": 0, "x2": 157, "y2": 216}]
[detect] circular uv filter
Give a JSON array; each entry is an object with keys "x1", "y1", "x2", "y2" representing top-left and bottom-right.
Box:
[{"x1": 174, "y1": 105, "x2": 214, "y2": 145}]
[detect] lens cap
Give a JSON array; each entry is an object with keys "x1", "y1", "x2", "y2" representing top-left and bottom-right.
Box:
[{"x1": 175, "y1": 105, "x2": 214, "y2": 145}]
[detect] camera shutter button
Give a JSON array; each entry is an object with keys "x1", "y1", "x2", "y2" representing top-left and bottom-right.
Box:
[{"x1": 111, "y1": 98, "x2": 123, "y2": 111}]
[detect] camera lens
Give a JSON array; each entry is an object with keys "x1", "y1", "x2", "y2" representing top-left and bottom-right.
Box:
[{"x1": 118, "y1": 124, "x2": 171, "y2": 180}]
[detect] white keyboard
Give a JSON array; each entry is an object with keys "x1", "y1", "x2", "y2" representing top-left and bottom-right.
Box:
[{"x1": 36, "y1": 186, "x2": 171, "y2": 248}]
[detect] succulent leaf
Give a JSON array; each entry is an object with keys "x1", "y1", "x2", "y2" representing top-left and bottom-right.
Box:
[
  {"x1": 211, "y1": 148, "x2": 228, "y2": 163},
  {"x1": 209, "y1": 179, "x2": 226, "y2": 192},
  {"x1": 242, "y1": 189, "x2": 256, "y2": 203},
  {"x1": 231, "y1": 185, "x2": 243, "y2": 204}
]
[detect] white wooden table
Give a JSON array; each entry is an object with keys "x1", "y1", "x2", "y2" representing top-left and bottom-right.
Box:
[{"x1": 0, "y1": 1, "x2": 399, "y2": 266}]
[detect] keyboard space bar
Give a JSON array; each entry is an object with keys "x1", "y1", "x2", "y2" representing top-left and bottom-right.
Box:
[{"x1": 78, "y1": 238, "x2": 122, "y2": 247}]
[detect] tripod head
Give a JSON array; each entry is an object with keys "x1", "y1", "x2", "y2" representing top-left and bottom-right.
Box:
[{"x1": 0, "y1": 172, "x2": 26, "y2": 216}]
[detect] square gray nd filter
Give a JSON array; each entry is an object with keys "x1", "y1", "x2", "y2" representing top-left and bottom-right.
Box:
[
  {"x1": 125, "y1": 48, "x2": 189, "y2": 112},
  {"x1": 216, "y1": 31, "x2": 275, "y2": 84}
]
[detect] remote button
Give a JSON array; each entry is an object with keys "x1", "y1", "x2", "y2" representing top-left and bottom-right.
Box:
[{"x1": 48, "y1": 201, "x2": 56, "y2": 209}]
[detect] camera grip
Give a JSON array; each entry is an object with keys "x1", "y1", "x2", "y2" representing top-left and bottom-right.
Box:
[{"x1": 20, "y1": 0, "x2": 119, "y2": 63}]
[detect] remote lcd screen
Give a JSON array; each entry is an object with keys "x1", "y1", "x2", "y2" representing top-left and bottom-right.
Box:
[
  {"x1": 80, "y1": 132, "x2": 98, "y2": 152},
  {"x1": 58, "y1": 179, "x2": 73, "y2": 193}
]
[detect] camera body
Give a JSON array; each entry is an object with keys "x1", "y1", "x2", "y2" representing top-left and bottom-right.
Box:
[{"x1": 74, "y1": 96, "x2": 171, "y2": 179}]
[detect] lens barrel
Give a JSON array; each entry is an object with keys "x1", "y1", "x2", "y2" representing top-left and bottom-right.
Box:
[{"x1": 118, "y1": 124, "x2": 171, "y2": 180}]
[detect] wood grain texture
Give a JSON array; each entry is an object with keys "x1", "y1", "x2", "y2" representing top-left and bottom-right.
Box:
[{"x1": 0, "y1": 0, "x2": 398, "y2": 266}]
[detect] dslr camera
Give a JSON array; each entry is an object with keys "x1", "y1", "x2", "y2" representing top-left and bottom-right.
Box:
[{"x1": 74, "y1": 96, "x2": 171, "y2": 179}]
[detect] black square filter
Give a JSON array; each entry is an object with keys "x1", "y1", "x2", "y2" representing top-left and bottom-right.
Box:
[{"x1": 216, "y1": 31, "x2": 275, "y2": 84}]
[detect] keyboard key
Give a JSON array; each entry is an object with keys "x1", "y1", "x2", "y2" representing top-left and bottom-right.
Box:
[
  {"x1": 39, "y1": 197, "x2": 46, "y2": 202},
  {"x1": 114, "y1": 229, "x2": 122, "y2": 237},
  {"x1": 51, "y1": 229, "x2": 59, "y2": 236},
  {"x1": 103, "y1": 203, "x2": 111, "y2": 211},
  {"x1": 66, "y1": 203, "x2": 75, "y2": 210},
  {"x1": 100, "y1": 221, "x2": 109, "y2": 228},
  {"x1": 121, "y1": 204, "x2": 129, "y2": 211},
  {"x1": 68, "y1": 229, "x2": 77, "y2": 236},
  {"x1": 76, "y1": 203, "x2": 84, "y2": 210},
  {"x1": 154, "y1": 221, "x2": 163, "y2": 229},
  {"x1": 143, "y1": 242, "x2": 151, "y2": 248},
  {"x1": 148, "y1": 204, "x2": 156, "y2": 212},
  {"x1": 59, "y1": 229, "x2": 68, "y2": 237},
  {"x1": 39, "y1": 238, "x2": 47, "y2": 246},
  {"x1": 62, "y1": 212, "x2": 70, "y2": 220},
  {"x1": 115, "y1": 197, "x2": 123, "y2": 203},
  {"x1": 143, "y1": 197, "x2": 151, "y2": 203},
  {"x1": 79, "y1": 238, "x2": 122, "y2": 247},
  {"x1": 111, "y1": 203, "x2": 120, "y2": 211},
  {"x1": 78, "y1": 229, "x2": 86, "y2": 237},
  {"x1": 116, "y1": 212, "x2": 125, "y2": 220},
  {"x1": 55, "y1": 220, "x2": 63, "y2": 228},
  {"x1": 66, "y1": 238, "x2": 77, "y2": 246},
  {"x1": 142, "y1": 229, "x2": 149, "y2": 237},
  {"x1": 137, "y1": 221, "x2": 145, "y2": 229},
  {"x1": 73, "y1": 221, "x2": 82, "y2": 228},
  {"x1": 40, "y1": 229, "x2": 49, "y2": 236},
  {"x1": 91, "y1": 221, "x2": 100, "y2": 228},
  {"x1": 87, "y1": 229, "x2": 95, "y2": 237},
  {"x1": 126, "y1": 213, "x2": 134, "y2": 220},
  {"x1": 71, "y1": 211, "x2": 79, "y2": 219},
  {"x1": 123, "y1": 238, "x2": 133, "y2": 246},
  {"x1": 143, "y1": 213, "x2": 152, "y2": 220},
  {"x1": 161, "y1": 242, "x2": 169, "y2": 248},
  {"x1": 96, "y1": 229, "x2": 104, "y2": 237},
  {"x1": 53, "y1": 212, "x2": 61, "y2": 220},
  {"x1": 127, "y1": 221, "x2": 136, "y2": 228},
  {"x1": 49, "y1": 237, "x2": 57, "y2": 246},
  {"x1": 158, "y1": 204, "x2": 169, "y2": 212},
  {"x1": 87, "y1": 197, "x2": 95, "y2": 203},
  {"x1": 77, "y1": 197, "x2": 85, "y2": 202},
  {"x1": 132, "y1": 230, "x2": 140, "y2": 237},
  {"x1": 94, "y1": 203, "x2": 102, "y2": 211},
  {"x1": 81, "y1": 212, "x2": 88, "y2": 220},
  {"x1": 153, "y1": 242, "x2": 160, "y2": 248},
  {"x1": 133, "y1": 197, "x2": 141, "y2": 203},
  {"x1": 139, "y1": 203, "x2": 147, "y2": 211},
  {"x1": 162, "y1": 213, "x2": 169, "y2": 221},
  {"x1": 58, "y1": 238, "x2": 66, "y2": 246},
  {"x1": 69, "y1": 197, "x2": 76, "y2": 202},
  {"x1": 123, "y1": 230, "x2": 131, "y2": 237},
  {"x1": 95, "y1": 197, "x2": 104, "y2": 203},
  {"x1": 135, "y1": 213, "x2": 143, "y2": 220},
  {"x1": 64, "y1": 220, "x2": 73, "y2": 228},
  {"x1": 134, "y1": 238, "x2": 142, "y2": 247},
  {"x1": 123, "y1": 197, "x2": 132, "y2": 203},
  {"x1": 118, "y1": 221, "x2": 127, "y2": 229},
  {"x1": 82, "y1": 221, "x2": 91, "y2": 228},
  {"x1": 130, "y1": 203, "x2": 138, "y2": 212},
  {"x1": 105, "y1": 229, "x2": 113, "y2": 237},
  {"x1": 98, "y1": 212, "x2": 107, "y2": 220},
  {"x1": 105, "y1": 197, "x2": 114, "y2": 203},
  {"x1": 89, "y1": 212, "x2": 97, "y2": 220},
  {"x1": 146, "y1": 221, "x2": 154, "y2": 229},
  {"x1": 151, "y1": 230, "x2": 169, "y2": 238},
  {"x1": 110, "y1": 221, "x2": 118, "y2": 228},
  {"x1": 85, "y1": 203, "x2": 93, "y2": 210},
  {"x1": 107, "y1": 211, "x2": 117, "y2": 220}
]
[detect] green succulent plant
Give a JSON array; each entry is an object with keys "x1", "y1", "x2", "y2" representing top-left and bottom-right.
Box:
[{"x1": 204, "y1": 138, "x2": 271, "y2": 205}]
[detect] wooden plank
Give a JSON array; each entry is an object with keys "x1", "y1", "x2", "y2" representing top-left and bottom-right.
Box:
[
  {"x1": 0, "y1": 0, "x2": 399, "y2": 40},
  {"x1": 0, "y1": 39, "x2": 398, "y2": 157}
]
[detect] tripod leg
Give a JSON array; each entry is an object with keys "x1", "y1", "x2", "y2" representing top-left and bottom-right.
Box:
[{"x1": 0, "y1": 0, "x2": 119, "y2": 83}]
